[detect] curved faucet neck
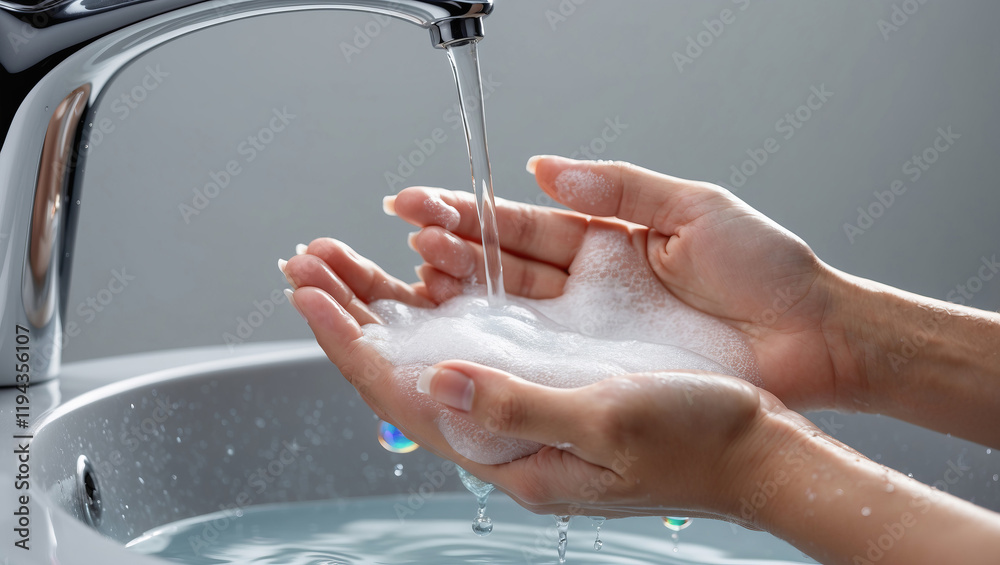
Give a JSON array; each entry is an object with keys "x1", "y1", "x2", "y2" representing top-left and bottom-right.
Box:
[{"x1": 0, "y1": 0, "x2": 492, "y2": 385}]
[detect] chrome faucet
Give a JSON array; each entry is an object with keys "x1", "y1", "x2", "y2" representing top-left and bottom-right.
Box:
[{"x1": 0, "y1": 0, "x2": 493, "y2": 386}]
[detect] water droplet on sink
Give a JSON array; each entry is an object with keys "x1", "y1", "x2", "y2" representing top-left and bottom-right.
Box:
[
  {"x1": 255, "y1": 417, "x2": 266, "y2": 429},
  {"x1": 861, "y1": 507, "x2": 871, "y2": 516},
  {"x1": 225, "y1": 445, "x2": 235, "y2": 456}
]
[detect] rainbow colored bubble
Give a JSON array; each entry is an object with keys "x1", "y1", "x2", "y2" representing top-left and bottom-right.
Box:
[{"x1": 377, "y1": 420, "x2": 419, "y2": 453}]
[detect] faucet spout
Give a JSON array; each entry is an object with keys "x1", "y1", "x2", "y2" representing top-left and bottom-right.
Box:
[{"x1": 0, "y1": 0, "x2": 493, "y2": 385}]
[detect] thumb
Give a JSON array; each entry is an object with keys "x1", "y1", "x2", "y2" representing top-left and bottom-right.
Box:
[
  {"x1": 527, "y1": 155, "x2": 722, "y2": 233},
  {"x1": 417, "y1": 360, "x2": 587, "y2": 449}
]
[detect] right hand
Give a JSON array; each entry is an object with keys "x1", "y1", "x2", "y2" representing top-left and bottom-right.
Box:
[{"x1": 392, "y1": 156, "x2": 857, "y2": 411}]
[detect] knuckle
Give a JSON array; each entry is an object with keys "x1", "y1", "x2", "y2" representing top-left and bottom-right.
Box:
[
  {"x1": 509, "y1": 204, "x2": 537, "y2": 247},
  {"x1": 483, "y1": 386, "x2": 525, "y2": 436}
]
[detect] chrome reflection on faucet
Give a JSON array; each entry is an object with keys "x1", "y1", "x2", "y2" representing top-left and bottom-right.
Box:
[{"x1": 0, "y1": 0, "x2": 493, "y2": 386}]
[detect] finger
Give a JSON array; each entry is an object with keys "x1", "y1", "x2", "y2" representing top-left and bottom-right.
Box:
[
  {"x1": 415, "y1": 264, "x2": 464, "y2": 303},
  {"x1": 389, "y1": 187, "x2": 590, "y2": 269},
  {"x1": 304, "y1": 238, "x2": 433, "y2": 307},
  {"x1": 410, "y1": 227, "x2": 567, "y2": 299},
  {"x1": 528, "y1": 155, "x2": 728, "y2": 235},
  {"x1": 283, "y1": 254, "x2": 381, "y2": 325},
  {"x1": 415, "y1": 360, "x2": 593, "y2": 451}
]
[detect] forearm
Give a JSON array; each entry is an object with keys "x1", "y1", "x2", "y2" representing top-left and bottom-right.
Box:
[
  {"x1": 825, "y1": 268, "x2": 1000, "y2": 447},
  {"x1": 745, "y1": 411, "x2": 1000, "y2": 564}
]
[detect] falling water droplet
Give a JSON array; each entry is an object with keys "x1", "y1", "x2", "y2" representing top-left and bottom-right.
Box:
[
  {"x1": 393, "y1": 463, "x2": 403, "y2": 477},
  {"x1": 458, "y1": 467, "x2": 495, "y2": 536},
  {"x1": 590, "y1": 516, "x2": 605, "y2": 551},
  {"x1": 662, "y1": 516, "x2": 691, "y2": 531},
  {"x1": 555, "y1": 515, "x2": 571, "y2": 563},
  {"x1": 377, "y1": 420, "x2": 419, "y2": 453},
  {"x1": 671, "y1": 532, "x2": 679, "y2": 553},
  {"x1": 472, "y1": 502, "x2": 493, "y2": 536}
]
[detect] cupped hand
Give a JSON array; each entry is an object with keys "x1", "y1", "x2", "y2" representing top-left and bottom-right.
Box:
[
  {"x1": 391, "y1": 156, "x2": 855, "y2": 410},
  {"x1": 412, "y1": 360, "x2": 802, "y2": 523}
]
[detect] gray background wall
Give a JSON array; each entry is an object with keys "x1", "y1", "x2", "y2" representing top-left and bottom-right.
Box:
[{"x1": 64, "y1": 0, "x2": 1000, "y2": 363}]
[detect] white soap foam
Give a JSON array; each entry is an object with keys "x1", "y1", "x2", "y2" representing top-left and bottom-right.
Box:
[
  {"x1": 360, "y1": 227, "x2": 759, "y2": 464},
  {"x1": 553, "y1": 169, "x2": 613, "y2": 207}
]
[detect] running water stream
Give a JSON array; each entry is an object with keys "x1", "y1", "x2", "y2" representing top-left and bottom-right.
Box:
[{"x1": 445, "y1": 40, "x2": 505, "y2": 304}]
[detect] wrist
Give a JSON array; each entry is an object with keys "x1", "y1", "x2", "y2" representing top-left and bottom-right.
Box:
[
  {"x1": 821, "y1": 267, "x2": 1000, "y2": 444},
  {"x1": 716, "y1": 396, "x2": 818, "y2": 529}
]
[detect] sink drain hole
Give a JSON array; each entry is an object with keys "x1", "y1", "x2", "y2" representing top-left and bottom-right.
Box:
[{"x1": 76, "y1": 455, "x2": 102, "y2": 528}]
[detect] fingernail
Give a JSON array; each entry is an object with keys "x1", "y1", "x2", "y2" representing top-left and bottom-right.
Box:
[
  {"x1": 278, "y1": 259, "x2": 297, "y2": 289},
  {"x1": 295, "y1": 243, "x2": 308, "y2": 256},
  {"x1": 383, "y1": 195, "x2": 397, "y2": 216},
  {"x1": 407, "y1": 231, "x2": 420, "y2": 252},
  {"x1": 526, "y1": 155, "x2": 542, "y2": 175},
  {"x1": 417, "y1": 366, "x2": 474, "y2": 411},
  {"x1": 284, "y1": 288, "x2": 305, "y2": 319}
]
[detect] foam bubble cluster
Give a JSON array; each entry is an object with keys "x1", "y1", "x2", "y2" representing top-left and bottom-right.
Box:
[{"x1": 360, "y1": 227, "x2": 759, "y2": 464}]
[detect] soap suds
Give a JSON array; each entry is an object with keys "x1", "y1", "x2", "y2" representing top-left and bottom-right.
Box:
[
  {"x1": 423, "y1": 196, "x2": 461, "y2": 231},
  {"x1": 360, "y1": 227, "x2": 759, "y2": 464},
  {"x1": 553, "y1": 169, "x2": 613, "y2": 207}
]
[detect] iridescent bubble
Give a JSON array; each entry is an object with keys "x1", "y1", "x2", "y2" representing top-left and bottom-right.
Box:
[
  {"x1": 662, "y1": 516, "x2": 692, "y2": 531},
  {"x1": 377, "y1": 420, "x2": 419, "y2": 454}
]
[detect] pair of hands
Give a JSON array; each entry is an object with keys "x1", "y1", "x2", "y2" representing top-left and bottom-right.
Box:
[{"x1": 282, "y1": 155, "x2": 853, "y2": 524}]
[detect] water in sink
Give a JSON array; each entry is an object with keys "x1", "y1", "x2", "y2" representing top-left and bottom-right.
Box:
[{"x1": 126, "y1": 492, "x2": 815, "y2": 564}]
